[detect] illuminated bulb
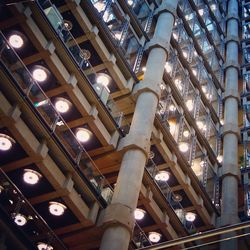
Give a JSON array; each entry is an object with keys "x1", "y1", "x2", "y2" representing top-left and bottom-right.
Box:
[
  {"x1": 179, "y1": 142, "x2": 189, "y2": 153},
  {"x1": 175, "y1": 78, "x2": 183, "y2": 91},
  {"x1": 200, "y1": 160, "x2": 205, "y2": 167},
  {"x1": 37, "y1": 242, "x2": 53, "y2": 250},
  {"x1": 198, "y1": 9, "x2": 204, "y2": 16},
  {"x1": 160, "y1": 83, "x2": 166, "y2": 90},
  {"x1": 185, "y1": 99, "x2": 194, "y2": 111},
  {"x1": 114, "y1": 31, "x2": 122, "y2": 40},
  {"x1": 23, "y1": 169, "x2": 41, "y2": 185},
  {"x1": 217, "y1": 155, "x2": 223, "y2": 163},
  {"x1": 142, "y1": 67, "x2": 146, "y2": 72},
  {"x1": 183, "y1": 130, "x2": 190, "y2": 138},
  {"x1": 165, "y1": 62, "x2": 172, "y2": 73},
  {"x1": 9, "y1": 34, "x2": 24, "y2": 48},
  {"x1": 196, "y1": 121, "x2": 204, "y2": 130},
  {"x1": 96, "y1": 73, "x2": 111, "y2": 87},
  {"x1": 134, "y1": 208, "x2": 146, "y2": 220},
  {"x1": 94, "y1": 2, "x2": 105, "y2": 12},
  {"x1": 32, "y1": 68, "x2": 47, "y2": 82},
  {"x1": 192, "y1": 69, "x2": 197, "y2": 76},
  {"x1": 201, "y1": 85, "x2": 207, "y2": 93},
  {"x1": 55, "y1": 98, "x2": 70, "y2": 113},
  {"x1": 0, "y1": 134, "x2": 13, "y2": 151},
  {"x1": 76, "y1": 128, "x2": 92, "y2": 143},
  {"x1": 149, "y1": 232, "x2": 161, "y2": 243},
  {"x1": 169, "y1": 104, "x2": 176, "y2": 112},
  {"x1": 127, "y1": 0, "x2": 134, "y2": 5},
  {"x1": 220, "y1": 119, "x2": 224, "y2": 125},
  {"x1": 185, "y1": 212, "x2": 196, "y2": 222},
  {"x1": 183, "y1": 51, "x2": 188, "y2": 58},
  {"x1": 14, "y1": 213, "x2": 27, "y2": 226},
  {"x1": 155, "y1": 171, "x2": 170, "y2": 182},
  {"x1": 49, "y1": 202, "x2": 66, "y2": 216},
  {"x1": 173, "y1": 32, "x2": 178, "y2": 40},
  {"x1": 169, "y1": 121, "x2": 176, "y2": 134},
  {"x1": 210, "y1": 4, "x2": 216, "y2": 10}
]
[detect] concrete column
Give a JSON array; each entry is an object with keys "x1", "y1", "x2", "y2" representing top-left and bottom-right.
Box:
[
  {"x1": 99, "y1": 1, "x2": 179, "y2": 249},
  {"x1": 221, "y1": 0, "x2": 239, "y2": 249}
]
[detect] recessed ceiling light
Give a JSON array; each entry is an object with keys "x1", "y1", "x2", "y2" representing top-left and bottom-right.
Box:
[
  {"x1": 185, "y1": 99, "x2": 194, "y2": 111},
  {"x1": 198, "y1": 9, "x2": 204, "y2": 16},
  {"x1": 148, "y1": 232, "x2": 161, "y2": 243},
  {"x1": 13, "y1": 213, "x2": 27, "y2": 226},
  {"x1": 0, "y1": 134, "x2": 14, "y2": 151},
  {"x1": 155, "y1": 171, "x2": 170, "y2": 182},
  {"x1": 127, "y1": 0, "x2": 134, "y2": 5},
  {"x1": 172, "y1": 193, "x2": 183, "y2": 202},
  {"x1": 96, "y1": 73, "x2": 111, "y2": 87},
  {"x1": 134, "y1": 208, "x2": 146, "y2": 220},
  {"x1": 217, "y1": 155, "x2": 223, "y2": 163},
  {"x1": 55, "y1": 98, "x2": 71, "y2": 113},
  {"x1": 94, "y1": 2, "x2": 105, "y2": 12},
  {"x1": 37, "y1": 242, "x2": 53, "y2": 250},
  {"x1": 8, "y1": 34, "x2": 24, "y2": 49},
  {"x1": 183, "y1": 130, "x2": 190, "y2": 138},
  {"x1": 169, "y1": 104, "x2": 176, "y2": 112},
  {"x1": 114, "y1": 31, "x2": 122, "y2": 40},
  {"x1": 49, "y1": 202, "x2": 66, "y2": 216},
  {"x1": 179, "y1": 142, "x2": 189, "y2": 153},
  {"x1": 185, "y1": 212, "x2": 196, "y2": 222},
  {"x1": 76, "y1": 128, "x2": 92, "y2": 143},
  {"x1": 23, "y1": 169, "x2": 41, "y2": 185},
  {"x1": 32, "y1": 68, "x2": 48, "y2": 82},
  {"x1": 165, "y1": 62, "x2": 172, "y2": 73}
]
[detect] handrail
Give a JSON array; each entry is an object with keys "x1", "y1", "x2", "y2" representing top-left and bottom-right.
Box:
[
  {"x1": 139, "y1": 221, "x2": 250, "y2": 249},
  {"x1": 0, "y1": 31, "x2": 114, "y2": 204},
  {"x1": 0, "y1": 169, "x2": 68, "y2": 249}
]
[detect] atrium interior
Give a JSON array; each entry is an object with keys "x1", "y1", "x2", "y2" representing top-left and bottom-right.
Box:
[{"x1": 0, "y1": 0, "x2": 249, "y2": 249}]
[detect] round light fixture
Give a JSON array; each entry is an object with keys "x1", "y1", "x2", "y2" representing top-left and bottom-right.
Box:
[
  {"x1": 174, "y1": 78, "x2": 183, "y2": 91},
  {"x1": 169, "y1": 121, "x2": 176, "y2": 134},
  {"x1": 185, "y1": 212, "x2": 196, "y2": 222},
  {"x1": 172, "y1": 193, "x2": 183, "y2": 202},
  {"x1": 217, "y1": 155, "x2": 223, "y2": 163},
  {"x1": 37, "y1": 242, "x2": 53, "y2": 250},
  {"x1": 114, "y1": 31, "x2": 122, "y2": 40},
  {"x1": 55, "y1": 98, "x2": 71, "y2": 113},
  {"x1": 23, "y1": 169, "x2": 41, "y2": 185},
  {"x1": 63, "y1": 20, "x2": 73, "y2": 30},
  {"x1": 148, "y1": 232, "x2": 162, "y2": 243},
  {"x1": 32, "y1": 68, "x2": 48, "y2": 82},
  {"x1": 96, "y1": 73, "x2": 111, "y2": 87},
  {"x1": 13, "y1": 213, "x2": 27, "y2": 226},
  {"x1": 179, "y1": 142, "x2": 189, "y2": 153},
  {"x1": 8, "y1": 34, "x2": 24, "y2": 49},
  {"x1": 49, "y1": 202, "x2": 66, "y2": 216},
  {"x1": 127, "y1": 0, "x2": 134, "y2": 5},
  {"x1": 0, "y1": 134, "x2": 14, "y2": 151},
  {"x1": 183, "y1": 130, "x2": 190, "y2": 138},
  {"x1": 201, "y1": 85, "x2": 207, "y2": 93},
  {"x1": 94, "y1": 2, "x2": 105, "y2": 12},
  {"x1": 155, "y1": 171, "x2": 170, "y2": 182},
  {"x1": 183, "y1": 51, "x2": 188, "y2": 58},
  {"x1": 198, "y1": 9, "x2": 204, "y2": 16},
  {"x1": 185, "y1": 99, "x2": 194, "y2": 111},
  {"x1": 196, "y1": 121, "x2": 204, "y2": 130},
  {"x1": 76, "y1": 128, "x2": 92, "y2": 143},
  {"x1": 134, "y1": 208, "x2": 146, "y2": 220},
  {"x1": 165, "y1": 62, "x2": 172, "y2": 73},
  {"x1": 169, "y1": 104, "x2": 176, "y2": 112}
]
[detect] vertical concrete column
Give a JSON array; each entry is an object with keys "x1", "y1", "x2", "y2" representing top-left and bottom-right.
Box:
[
  {"x1": 221, "y1": 0, "x2": 240, "y2": 249},
  {"x1": 99, "y1": 1, "x2": 179, "y2": 250}
]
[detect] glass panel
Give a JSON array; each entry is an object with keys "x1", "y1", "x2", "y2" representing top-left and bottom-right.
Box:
[{"x1": 0, "y1": 169, "x2": 67, "y2": 250}]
